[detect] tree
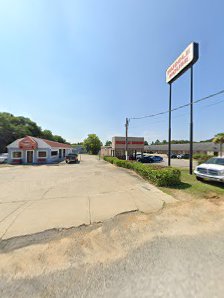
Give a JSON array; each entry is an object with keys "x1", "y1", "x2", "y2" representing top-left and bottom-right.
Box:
[
  {"x1": 105, "y1": 140, "x2": 112, "y2": 146},
  {"x1": 41, "y1": 130, "x2": 54, "y2": 140},
  {"x1": 0, "y1": 112, "x2": 69, "y2": 153},
  {"x1": 53, "y1": 135, "x2": 66, "y2": 143},
  {"x1": 213, "y1": 133, "x2": 224, "y2": 157},
  {"x1": 144, "y1": 140, "x2": 148, "y2": 146},
  {"x1": 0, "y1": 112, "x2": 42, "y2": 153},
  {"x1": 83, "y1": 134, "x2": 102, "y2": 154},
  {"x1": 154, "y1": 139, "x2": 161, "y2": 145}
]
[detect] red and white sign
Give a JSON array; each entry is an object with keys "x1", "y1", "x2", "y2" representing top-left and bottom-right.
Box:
[
  {"x1": 19, "y1": 136, "x2": 37, "y2": 150},
  {"x1": 112, "y1": 137, "x2": 144, "y2": 149},
  {"x1": 166, "y1": 43, "x2": 196, "y2": 84}
]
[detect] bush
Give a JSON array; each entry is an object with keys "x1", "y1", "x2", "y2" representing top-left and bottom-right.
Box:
[
  {"x1": 193, "y1": 153, "x2": 213, "y2": 165},
  {"x1": 103, "y1": 156, "x2": 181, "y2": 186},
  {"x1": 103, "y1": 156, "x2": 119, "y2": 164}
]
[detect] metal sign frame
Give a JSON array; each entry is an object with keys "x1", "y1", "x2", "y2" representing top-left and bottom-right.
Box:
[{"x1": 167, "y1": 42, "x2": 199, "y2": 174}]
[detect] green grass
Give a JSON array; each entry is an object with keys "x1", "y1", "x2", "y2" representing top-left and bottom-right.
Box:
[{"x1": 160, "y1": 169, "x2": 224, "y2": 199}]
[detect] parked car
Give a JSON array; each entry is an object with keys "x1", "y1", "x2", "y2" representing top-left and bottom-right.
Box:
[
  {"x1": 65, "y1": 153, "x2": 78, "y2": 164},
  {"x1": 194, "y1": 157, "x2": 224, "y2": 183},
  {"x1": 151, "y1": 155, "x2": 163, "y2": 162},
  {"x1": 0, "y1": 153, "x2": 8, "y2": 164},
  {"x1": 177, "y1": 154, "x2": 190, "y2": 159},
  {"x1": 167, "y1": 153, "x2": 178, "y2": 158},
  {"x1": 137, "y1": 156, "x2": 154, "y2": 163},
  {"x1": 136, "y1": 154, "x2": 145, "y2": 160}
]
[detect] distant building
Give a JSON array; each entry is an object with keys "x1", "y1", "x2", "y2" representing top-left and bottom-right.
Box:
[
  {"x1": 101, "y1": 136, "x2": 144, "y2": 158},
  {"x1": 144, "y1": 142, "x2": 219, "y2": 155},
  {"x1": 100, "y1": 146, "x2": 112, "y2": 157},
  {"x1": 7, "y1": 136, "x2": 72, "y2": 164}
]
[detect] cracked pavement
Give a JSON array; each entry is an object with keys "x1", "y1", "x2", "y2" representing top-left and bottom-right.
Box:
[
  {"x1": 1, "y1": 199, "x2": 224, "y2": 298},
  {"x1": 0, "y1": 155, "x2": 175, "y2": 240}
]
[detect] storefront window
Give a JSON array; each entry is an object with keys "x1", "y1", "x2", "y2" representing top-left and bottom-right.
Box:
[
  {"x1": 12, "y1": 152, "x2": 22, "y2": 158},
  {"x1": 51, "y1": 151, "x2": 58, "y2": 156},
  {"x1": 38, "y1": 151, "x2": 47, "y2": 158}
]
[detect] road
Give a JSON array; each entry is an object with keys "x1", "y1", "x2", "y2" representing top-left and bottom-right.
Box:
[
  {"x1": 0, "y1": 155, "x2": 174, "y2": 239},
  {"x1": 1, "y1": 198, "x2": 224, "y2": 297}
]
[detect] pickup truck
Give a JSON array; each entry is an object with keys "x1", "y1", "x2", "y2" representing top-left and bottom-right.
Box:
[
  {"x1": 65, "y1": 153, "x2": 79, "y2": 164},
  {"x1": 194, "y1": 157, "x2": 224, "y2": 183}
]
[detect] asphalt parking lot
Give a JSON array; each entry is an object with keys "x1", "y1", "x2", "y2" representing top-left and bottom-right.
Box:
[
  {"x1": 0, "y1": 155, "x2": 175, "y2": 240},
  {"x1": 143, "y1": 154, "x2": 198, "y2": 168},
  {"x1": 162, "y1": 156, "x2": 198, "y2": 168}
]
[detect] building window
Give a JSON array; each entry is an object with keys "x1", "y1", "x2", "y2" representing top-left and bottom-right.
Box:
[
  {"x1": 12, "y1": 151, "x2": 22, "y2": 158},
  {"x1": 51, "y1": 151, "x2": 58, "y2": 156},
  {"x1": 38, "y1": 151, "x2": 47, "y2": 158},
  {"x1": 63, "y1": 149, "x2": 65, "y2": 157}
]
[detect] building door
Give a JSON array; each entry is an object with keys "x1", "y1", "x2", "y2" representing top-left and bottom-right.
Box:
[{"x1": 27, "y1": 151, "x2": 34, "y2": 163}]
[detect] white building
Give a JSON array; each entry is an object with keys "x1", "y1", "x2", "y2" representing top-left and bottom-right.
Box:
[{"x1": 7, "y1": 136, "x2": 72, "y2": 164}]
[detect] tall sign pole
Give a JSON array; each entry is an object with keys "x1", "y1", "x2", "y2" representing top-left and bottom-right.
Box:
[
  {"x1": 189, "y1": 66, "x2": 193, "y2": 174},
  {"x1": 166, "y1": 42, "x2": 199, "y2": 174},
  {"x1": 125, "y1": 118, "x2": 129, "y2": 160},
  {"x1": 168, "y1": 83, "x2": 172, "y2": 166}
]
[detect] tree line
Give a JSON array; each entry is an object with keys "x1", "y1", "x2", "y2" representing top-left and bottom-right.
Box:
[
  {"x1": 0, "y1": 112, "x2": 68, "y2": 153},
  {"x1": 150, "y1": 139, "x2": 190, "y2": 145}
]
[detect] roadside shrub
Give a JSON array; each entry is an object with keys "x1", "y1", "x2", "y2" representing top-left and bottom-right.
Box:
[
  {"x1": 114, "y1": 159, "x2": 135, "y2": 169},
  {"x1": 103, "y1": 156, "x2": 119, "y2": 164},
  {"x1": 104, "y1": 157, "x2": 181, "y2": 186},
  {"x1": 193, "y1": 153, "x2": 213, "y2": 165}
]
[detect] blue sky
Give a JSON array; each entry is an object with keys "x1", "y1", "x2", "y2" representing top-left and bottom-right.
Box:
[{"x1": 0, "y1": 0, "x2": 224, "y2": 144}]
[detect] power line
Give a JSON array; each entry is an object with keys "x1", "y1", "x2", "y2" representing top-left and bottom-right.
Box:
[
  {"x1": 129, "y1": 97, "x2": 224, "y2": 128},
  {"x1": 130, "y1": 89, "x2": 224, "y2": 120}
]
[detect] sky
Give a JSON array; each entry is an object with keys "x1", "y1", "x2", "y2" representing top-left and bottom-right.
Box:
[{"x1": 0, "y1": 0, "x2": 224, "y2": 144}]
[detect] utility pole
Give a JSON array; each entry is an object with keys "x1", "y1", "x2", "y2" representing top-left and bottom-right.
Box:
[
  {"x1": 125, "y1": 118, "x2": 129, "y2": 160},
  {"x1": 168, "y1": 83, "x2": 172, "y2": 166},
  {"x1": 189, "y1": 66, "x2": 193, "y2": 174}
]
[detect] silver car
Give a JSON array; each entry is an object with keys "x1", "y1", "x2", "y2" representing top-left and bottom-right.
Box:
[{"x1": 0, "y1": 153, "x2": 8, "y2": 164}]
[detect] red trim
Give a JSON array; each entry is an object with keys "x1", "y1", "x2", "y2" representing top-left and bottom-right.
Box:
[
  {"x1": 12, "y1": 159, "x2": 22, "y2": 164},
  {"x1": 19, "y1": 136, "x2": 37, "y2": 150},
  {"x1": 18, "y1": 136, "x2": 72, "y2": 149},
  {"x1": 115, "y1": 141, "x2": 144, "y2": 145},
  {"x1": 37, "y1": 158, "x2": 46, "y2": 163},
  {"x1": 42, "y1": 139, "x2": 72, "y2": 149}
]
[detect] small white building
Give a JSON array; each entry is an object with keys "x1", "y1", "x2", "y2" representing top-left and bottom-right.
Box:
[{"x1": 7, "y1": 136, "x2": 72, "y2": 164}]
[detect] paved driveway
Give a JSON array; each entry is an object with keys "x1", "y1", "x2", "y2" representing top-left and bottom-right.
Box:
[{"x1": 0, "y1": 155, "x2": 175, "y2": 239}]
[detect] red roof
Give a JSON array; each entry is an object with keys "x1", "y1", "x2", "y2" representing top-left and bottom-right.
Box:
[{"x1": 42, "y1": 139, "x2": 72, "y2": 149}]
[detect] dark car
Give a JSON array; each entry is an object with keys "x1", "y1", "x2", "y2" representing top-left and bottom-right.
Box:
[
  {"x1": 178, "y1": 154, "x2": 190, "y2": 159},
  {"x1": 65, "y1": 153, "x2": 78, "y2": 164},
  {"x1": 137, "y1": 156, "x2": 154, "y2": 163},
  {"x1": 167, "y1": 153, "x2": 177, "y2": 158},
  {"x1": 151, "y1": 155, "x2": 163, "y2": 162}
]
